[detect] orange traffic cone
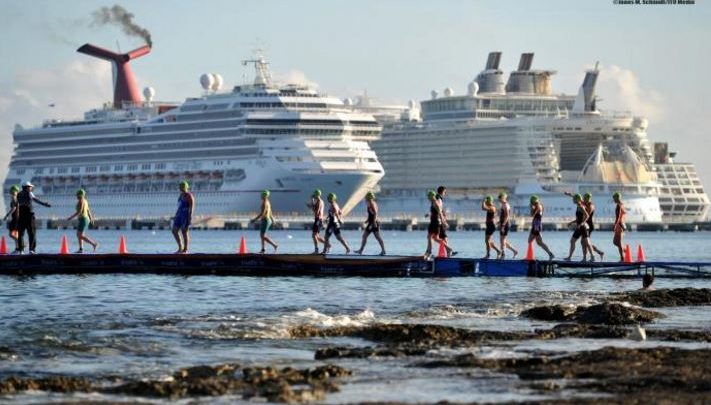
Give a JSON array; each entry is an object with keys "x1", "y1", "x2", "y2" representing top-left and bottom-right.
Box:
[
  {"x1": 636, "y1": 244, "x2": 646, "y2": 262},
  {"x1": 0, "y1": 236, "x2": 7, "y2": 255},
  {"x1": 118, "y1": 236, "x2": 128, "y2": 254},
  {"x1": 238, "y1": 236, "x2": 247, "y2": 254},
  {"x1": 525, "y1": 242, "x2": 535, "y2": 261},
  {"x1": 624, "y1": 244, "x2": 633, "y2": 263},
  {"x1": 437, "y1": 242, "x2": 447, "y2": 258},
  {"x1": 60, "y1": 234, "x2": 69, "y2": 254}
]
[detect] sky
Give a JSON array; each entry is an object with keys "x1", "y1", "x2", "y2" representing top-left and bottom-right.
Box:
[{"x1": 1, "y1": 0, "x2": 710, "y2": 189}]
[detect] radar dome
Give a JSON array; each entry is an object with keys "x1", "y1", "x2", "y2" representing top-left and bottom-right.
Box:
[
  {"x1": 211, "y1": 74, "x2": 224, "y2": 91},
  {"x1": 200, "y1": 73, "x2": 214, "y2": 91},
  {"x1": 443, "y1": 87, "x2": 454, "y2": 97},
  {"x1": 431, "y1": 90, "x2": 438, "y2": 100},
  {"x1": 343, "y1": 98, "x2": 353, "y2": 106},
  {"x1": 143, "y1": 87, "x2": 155, "y2": 102},
  {"x1": 467, "y1": 81, "x2": 479, "y2": 96}
]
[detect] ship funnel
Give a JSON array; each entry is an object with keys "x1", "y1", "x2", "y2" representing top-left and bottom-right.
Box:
[
  {"x1": 517, "y1": 52, "x2": 534, "y2": 71},
  {"x1": 485, "y1": 52, "x2": 502, "y2": 70},
  {"x1": 475, "y1": 51, "x2": 505, "y2": 94},
  {"x1": 572, "y1": 62, "x2": 600, "y2": 113},
  {"x1": 505, "y1": 52, "x2": 555, "y2": 95},
  {"x1": 77, "y1": 43, "x2": 151, "y2": 108}
]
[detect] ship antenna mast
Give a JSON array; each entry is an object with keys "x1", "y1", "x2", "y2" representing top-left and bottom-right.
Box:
[{"x1": 241, "y1": 49, "x2": 272, "y2": 87}]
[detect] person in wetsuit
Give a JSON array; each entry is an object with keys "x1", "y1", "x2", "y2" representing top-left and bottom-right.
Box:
[
  {"x1": 66, "y1": 189, "x2": 98, "y2": 253},
  {"x1": 3, "y1": 185, "x2": 20, "y2": 253},
  {"x1": 172, "y1": 181, "x2": 194, "y2": 254},
  {"x1": 425, "y1": 190, "x2": 452, "y2": 258},
  {"x1": 564, "y1": 194, "x2": 594, "y2": 261},
  {"x1": 322, "y1": 193, "x2": 350, "y2": 254},
  {"x1": 354, "y1": 192, "x2": 386, "y2": 256},
  {"x1": 497, "y1": 192, "x2": 518, "y2": 259},
  {"x1": 528, "y1": 195, "x2": 554, "y2": 260},
  {"x1": 16, "y1": 181, "x2": 51, "y2": 254},
  {"x1": 435, "y1": 186, "x2": 456, "y2": 255},
  {"x1": 307, "y1": 189, "x2": 326, "y2": 254},
  {"x1": 583, "y1": 193, "x2": 605, "y2": 260},
  {"x1": 481, "y1": 195, "x2": 502, "y2": 259},
  {"x1": 251, "y1": 190, "x2": 278, "y2": 254},
  {"x1": 613, "y1": 192, "x2": 627, "y2": 262}
]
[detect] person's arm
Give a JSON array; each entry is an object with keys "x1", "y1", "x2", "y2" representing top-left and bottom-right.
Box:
[
  {"x1": 252, "y1": 201, "x2": 266, "y2": 222},
  {"x1": 501, "y1": 206, "x2": 509, "y2": 227},
  {"x1": 3, "y1": 206, "x2": 15, "y2": 221},
  {"x1": 32, "y1": 194, "x2": 51, "y2": 207},
  {"x1": 67, "y1": 204, "x2": 80, "y2": 221},
  {"x1": 187, "y1": 193, "x2": 195, "y2": 219},
  {"x1": 580, "y1": 205, "x2": 590, "y2": 224},
  {"x1": 336, "y1": 204, "x2": 345, "y2": 224}
]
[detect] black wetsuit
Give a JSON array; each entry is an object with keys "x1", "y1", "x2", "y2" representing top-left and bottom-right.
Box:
[
  {"x1": 428, "y1": 202, "x2": 441, "y2": 235},
  {"x1": 485, "y1": 208, "x2": 496, "y2": 236},
  {"x1": 7, "y1": 196, "x2": 19, "y2": 232},
  {"x1": 325, "y1": 204, "x2": 341, "y2": 238},
  {"x1": 365, "y1": 203, "x2": 380, "y2": 233},
  {"x1": 436, "y1": 194, "x2": 447, "y2": 239},
  {"x1": 530, "y1": 206, "x2": 542, "y2": 236},
  {"x1": 615, "y1": 204, "x2": 626, "y2": 231},
  {"x1": 572, "y1": 204, "x2": 589, "y2": 239},
  {"x1": 16, "y1": 189, "x2": 50, "y2": 252},
  {"x1": 499, "y1": 202, "x2": 510, "y2": 236}
]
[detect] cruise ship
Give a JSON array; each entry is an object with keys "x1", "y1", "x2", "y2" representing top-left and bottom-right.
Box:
[
  {"x1": 3, "y1": 44, "x2": 384, "y2": 219},
  {"x1": 370, "y1": 52, "x2": 709, "y2": 224}
]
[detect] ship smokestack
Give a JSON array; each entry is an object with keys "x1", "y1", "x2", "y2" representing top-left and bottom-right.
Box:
[
  {"x1": 517, "y1": 52, "x2": 534, "y2": 71},
  {"x1": 475, "y1": 51, "x2": 505, "y2": 94},
  {"x1": 77, "y1": 43, "x2": 151, "y2": 108},
  {"x1": 485, "y1": 51, "x2": 502, "y2": 70},
  {"x1": 572, "y1": 62, "x2": 600, "y2": 113}
]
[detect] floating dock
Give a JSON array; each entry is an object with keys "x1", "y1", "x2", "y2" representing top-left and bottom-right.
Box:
[{"x1": 1, "y1": 254, "x2": 710, "y2": 278}]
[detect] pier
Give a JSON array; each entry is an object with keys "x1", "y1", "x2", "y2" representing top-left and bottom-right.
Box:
[{"x1": 1, "y1": 253, "x2": 710, "y2": 278}]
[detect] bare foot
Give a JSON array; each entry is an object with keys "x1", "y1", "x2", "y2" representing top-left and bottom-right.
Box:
[{"x1": 93, "y1": 242, "x2": 99, "y2": 253}]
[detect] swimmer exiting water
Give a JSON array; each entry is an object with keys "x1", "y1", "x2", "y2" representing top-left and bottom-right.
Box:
[
  {"x1": 172, "y1": 181, "x2": 194, "y2": 254},
  {"x1": 564, "y1": 194, "x2": 593, "y2": 262},
  {"x1": 481, "y1": 196, "x2": 501, "y2": 259},
  {"x1": 528, "y1": 195, "x2": 554, "y2": 260},
  {"x1": 497, "y1": 192, "x2": 518, "y2": 259},
  {"x1": 307, "y1": 189, "x2": 326, "y2": 254},
  {"x1": 641, "y1": 273, "x2": 655, "y2": 291},
  {"x1": 251, "y1": 190, "x2": 278, "y2": 254},
  {"x1": 66, "y1": 189, "x2": 98, "y2": 254},
  {"x1": 322, "y1": 193, "x2": 350, "y2": 254},
  {"x1": 355, "y1": 192, "x2": 386, "y2": 256},
  {"x1": 583, "y1": 193, "x2": 605, "y2": 260},
  {"x1": 425, "y1": 190, "x2": 452, "y2": 258},
  {"x1": 613, "y1": 192, "x2": 627, "y2": 262}
]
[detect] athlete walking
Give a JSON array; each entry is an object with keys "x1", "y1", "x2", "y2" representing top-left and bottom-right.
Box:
[
  {"x1": 354, "y1": 192, "x2": 386, "y2": 256},
  {"x1": 497, "y1": 192, "x2": 518, "y2": 259}
]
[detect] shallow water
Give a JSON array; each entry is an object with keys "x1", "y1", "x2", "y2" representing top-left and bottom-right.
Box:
[{"x1": 1, "y1": 230, "x2": 710, "y2": 403}]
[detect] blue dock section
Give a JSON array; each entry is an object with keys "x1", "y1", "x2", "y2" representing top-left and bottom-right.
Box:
[{"x1": 0, "y1": 253, "x2": 710, "y2": 278}]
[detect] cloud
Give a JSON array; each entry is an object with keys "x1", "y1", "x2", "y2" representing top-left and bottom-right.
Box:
[
  {"x1": 595, "y1": 64, "x2": 665, "y2": 121},
  {"x1": 0, "y1": 59, "x2": 112, "y2": 191}
]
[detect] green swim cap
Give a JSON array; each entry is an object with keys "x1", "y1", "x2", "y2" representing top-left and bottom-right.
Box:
[
  {"x1": 530, "y1": 195, "x2": 539, "y2": 204},
  {"x1": 484, "y1": 195, "x2": 493, "y2": 203},
  {"x1": 365, "y1": 191, "x2": 375, "y2": 200},
  {"x1": 498, "y1": 192, "x2": 507, "y2": 199},
  {"x1": 573, "y1": 193, "x2": 582, "y2": 202},
  {"x1": 179, "y1": 180, "x2": 189, "y2": 190},
  {"x1": 427, "y1": 190, "x2": 436, "y2": 199},
  {"x1": 327, "y1": 192, "x2": 337, "y2": 201},
  {"x1": 583, "y1": 192, "x2": 592, "y2": 202},
  {"x1": 613, "y1": 192, "x2": 622, "y2": 200},
  {"x1": 76, "y1": 189, "x2": 86, "y2": 197},
  {"x1": 313, "y1": 189, "x2": 322, "y2": 197},
  {"x1": 9, "y1": 185, "x2": 19, "y2": 193},
  {"x1": 261, "y1": 189, "x2": 270, "y2": 198}
]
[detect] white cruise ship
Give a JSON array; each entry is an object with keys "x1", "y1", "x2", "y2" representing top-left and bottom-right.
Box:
[
  {"x1": 370, "y1": 52, "x2": 708, "y2": 224},
  {"x1": 3, "y1": 44, "x2": 384, "y2": 219}
]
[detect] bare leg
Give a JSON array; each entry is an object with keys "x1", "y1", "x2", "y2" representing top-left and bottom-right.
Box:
[
  {"x1": 373, "y1": 231, "x2": 386, "y2": 255},
  {"x1": 356, "y1": 230, "x2": 369, "y2": 254},
  {"x1": 505, "y1": 241, "x2": 518, "y2": 257},
  {"x1": 181, "y1": 229, "x2": 190, "y2": 253},
  {"x1": 536, "y1": 235, "x2": 554, "y2": 260},
  {"x1": 264, "y1": 235, "x2": 277, "y2": 251},
  {"x1": 499, "y1": 234, "x2": 506, "y2": 258},
  {"x1": 425, "y1": 234, "x2": 433, "y2": 255},
  {"x1": 81, "y1": 234, "x2": 98, "y2": 251},
  {"x1": 172, "y1": 228, "x2": 183, "y2": 253},
  {"x1": 432, "y1": 234, "x2": 452, "y2": 256},
  {"x1": 614, "y1": 232, "x2": 624, "y2": 261},
  {"x1": 312, "y1": 233, "x2": 322, "y2": 253},
  {"x1": 565, "y1": 237, "x2": 577, "y2": 260},
  {"x1": 336, "y1": 234, "x2": 350, "y2": 254},
  {"x1": 76, "y1": 230, "x2": 84, "y2": 251}
]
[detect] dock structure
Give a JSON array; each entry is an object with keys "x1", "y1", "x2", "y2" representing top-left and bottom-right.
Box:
[{"x1": 1, "y1": 254, "x2": 710, "y2": 278}]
